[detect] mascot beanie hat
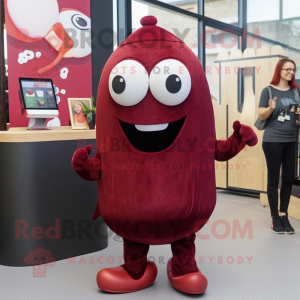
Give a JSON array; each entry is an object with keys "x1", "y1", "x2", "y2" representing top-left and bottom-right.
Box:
[{"x1": 120, "y1": 15, "x2": 184, "y2": 47}]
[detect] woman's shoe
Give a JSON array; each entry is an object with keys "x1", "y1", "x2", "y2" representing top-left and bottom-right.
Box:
[
  {"x1": 167, "y1": 258, "x2": 208, "y2": 294},
  {"x1": 96, "y1": 261, "x2": 157, "y2": 293},
  {"x1": 281, "y1": 215, "x2": 295, "y2": 234},
  {"x1": 271, "y1": 216, "x2": 284, "y2": 234}
]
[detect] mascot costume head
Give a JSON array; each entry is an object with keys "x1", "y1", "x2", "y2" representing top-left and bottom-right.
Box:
[{"x1": 72, "y1": 16, "x2": 258, "y2": 295}]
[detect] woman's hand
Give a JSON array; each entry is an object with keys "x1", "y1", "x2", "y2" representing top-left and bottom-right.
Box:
[
  {"x1": 268, "y1": 97, "x2": 277, "y2": 110},
  {"x1": 259, "y1": 97, "x2": 277, "y2": 120},
  {"x1": 296, "y1": 107, "x2": 300, "y2": 115}
]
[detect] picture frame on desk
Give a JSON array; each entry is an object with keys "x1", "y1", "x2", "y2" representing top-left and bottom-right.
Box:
[{"x1": 68, "y1": 98, "x2": 91, "y2": 130}]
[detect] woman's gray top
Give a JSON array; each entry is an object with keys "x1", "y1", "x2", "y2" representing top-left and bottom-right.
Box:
[{"x1": 259, "y1": 86, "x2": 300, "y2": 142}]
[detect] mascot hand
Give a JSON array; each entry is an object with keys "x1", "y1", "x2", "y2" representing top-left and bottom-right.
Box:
[
  {"x1": 233, "y1": 121, "x2": 258, "y2": 147},
  {"x1": 72, "y1": 145, "x2": 93, "y2": 171}
]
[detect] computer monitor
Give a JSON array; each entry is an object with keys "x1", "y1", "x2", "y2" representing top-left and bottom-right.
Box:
[{"x1": 19, "y1": 78, "x2": 59, "y2": 130}]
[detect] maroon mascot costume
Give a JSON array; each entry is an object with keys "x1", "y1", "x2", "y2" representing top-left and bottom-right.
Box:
[{"x1": 72, "y1": 16, "x2": 258, "y2": 294}]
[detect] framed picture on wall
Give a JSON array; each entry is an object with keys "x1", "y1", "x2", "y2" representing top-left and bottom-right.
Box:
[{"x1": 68, "y1": 98, "x2": 91, "y2": 130}]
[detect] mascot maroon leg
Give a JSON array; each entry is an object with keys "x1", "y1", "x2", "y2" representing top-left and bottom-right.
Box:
[{"x1": 72, "y1": 16, "x2": 258, "y2": 294}]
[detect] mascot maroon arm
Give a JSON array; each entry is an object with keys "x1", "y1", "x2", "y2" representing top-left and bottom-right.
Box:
[
  {"x1": 71, "y1": 145, "x2": 102, "y2": 181},
  {"x1": 215, "y1": 121, "x2": 258, "y2": 161},
  {"x1": 71, "y1": 145, "x2": 102, "y2": 220}
]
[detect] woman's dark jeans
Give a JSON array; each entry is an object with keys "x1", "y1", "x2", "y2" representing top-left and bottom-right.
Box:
[{"x1": 262, "y1": 142, "x2": 295, "y2": 217}]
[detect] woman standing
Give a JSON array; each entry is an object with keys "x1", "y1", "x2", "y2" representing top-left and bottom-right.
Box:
[{"x1": 259, "y1": 58, "x2": 300, "y2": 234}]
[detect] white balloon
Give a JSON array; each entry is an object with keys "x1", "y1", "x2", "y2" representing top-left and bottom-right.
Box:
[
  {"x1": 7, "y1": 0, "x2": 59, "y2": 38},
  {"x1": 60, "y1": 67, "x2": 69, "y2": 79},
  {"x1": 23, "y1": 50, "x2": 34, "y2": 60},
  {"x1": 18, "y1": 54, "x2": 25, "y2": 65},
  {"x1": 47, "y1": 117, "x2": 61, "y2": 127},
  {"x1": 18, "y1": 50, "x2": 34, "y2": 64}
]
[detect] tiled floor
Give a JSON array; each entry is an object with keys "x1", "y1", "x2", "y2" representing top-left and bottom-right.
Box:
[{"x1": 1, "y1": 189, "x2": 300, "y2": 300}]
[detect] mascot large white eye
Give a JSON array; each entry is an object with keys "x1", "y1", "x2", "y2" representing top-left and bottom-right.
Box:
[
  {"x1": 109, "y1": 60, "x2": 149, "y2": 106},
  {"x1": 150, "y1": 59, "x2": 191, "y2": 106}
]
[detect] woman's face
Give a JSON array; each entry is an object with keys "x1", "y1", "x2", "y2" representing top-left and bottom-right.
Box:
[
  {"x1": 280, "y1": 62, "x2": 296, "y2": 82},
  {"x1": 74, "y1": 104, "x2": 82, "y2": 114}
]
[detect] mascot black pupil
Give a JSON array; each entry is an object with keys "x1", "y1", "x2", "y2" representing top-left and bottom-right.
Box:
[
  {"x1": 166, "y1": 75, "x2": 181, "y2": 94},
  {"x1": 112, "y1": 75, "x2": 126, "y2": 94}
]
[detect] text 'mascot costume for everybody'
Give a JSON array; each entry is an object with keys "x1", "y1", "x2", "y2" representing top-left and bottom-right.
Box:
[{"x1": 72, "y1": 16, "x2": 258, "y2": 294}]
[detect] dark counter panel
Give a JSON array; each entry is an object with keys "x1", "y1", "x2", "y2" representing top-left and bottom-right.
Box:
[{"x1": 0, "y1": 139, "x2": 107, "y2": 266}]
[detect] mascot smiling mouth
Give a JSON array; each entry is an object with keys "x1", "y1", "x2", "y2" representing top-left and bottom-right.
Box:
[{"x1": 119, "y1": 117, "x2": 186, "y2": 153}]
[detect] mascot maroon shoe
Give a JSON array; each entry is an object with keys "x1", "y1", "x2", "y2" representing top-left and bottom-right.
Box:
[
  {"x1": 96, "y1": 261, "x2": 157, "y2": 293},
  {"x1": 167, "y1": 258, "x2": 208, "y2": 294},
  {"x1": 71, "y1": 15, "x2": 258, "y2": 294}
]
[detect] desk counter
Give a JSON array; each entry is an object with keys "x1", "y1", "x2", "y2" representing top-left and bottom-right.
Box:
[{"x1": 0, "y1": 127, "x2": 107, "y2": 267}]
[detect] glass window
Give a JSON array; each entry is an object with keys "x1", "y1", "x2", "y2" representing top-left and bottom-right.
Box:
[
  {"x1": 205, "y1": 26, "x2": 239, "y2": 102},
  {"x1": 205, "y1": 0, "x2": 238, "y2": 26},
  {"x1": 4, "y1": 29, "x2": 8, "y2": 74},
  {"x1": 250, "y1": 39, "x2": 300, "y2": 80},
  {"x1": 283, "y1": 0, "x2": 300, "y2": 19},
  {"x1": 247, "y1": 0, "x2": 280, "y2": 23},
  {"x1": 248, "y1": 37, "x2": 276, "y2": 54},
  {"x1": 113, "y1": 0, "x2": 118, "y2": 50},
  {"x1": 247, "y1": 0, "x2": 300, "y2": 50},
  {"x1": 156, "y1": 0, "x2": 198, "y2": 13},
  {"x1": 132, "y1": 0, "x2": 199, "y2": 57}
]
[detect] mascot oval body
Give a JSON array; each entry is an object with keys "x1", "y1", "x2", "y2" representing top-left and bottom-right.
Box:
[
  {"x1": 72, "y1": 16, "x2": 258, "y2": 294},
  {"x1": 96, "y1": 20, "x2": 216, "y2": 245}
]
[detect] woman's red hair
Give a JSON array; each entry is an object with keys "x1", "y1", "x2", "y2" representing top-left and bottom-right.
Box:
[{"x1": 270, "y1": 58, "x2": 299, "y2": 89}]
